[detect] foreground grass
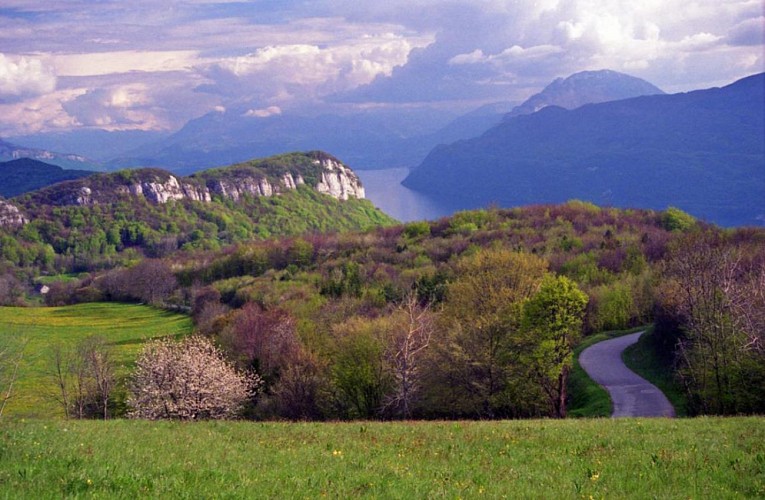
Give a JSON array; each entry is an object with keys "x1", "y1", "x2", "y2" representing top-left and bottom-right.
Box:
[
  {"x1": 1, "y1": 418, "x2": 763, "y2": 498},
  {"x1": 0, "y1": 303, "x2": 192, "y2": 418}
]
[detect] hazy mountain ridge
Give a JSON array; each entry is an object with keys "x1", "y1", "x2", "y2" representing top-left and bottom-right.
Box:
[
  {"x1": 107, "y1": 108, "x2": 461, "y2": 173},
  {"x1": 7, "y1": 129, "x2": 168, "y2": 163},
  {"x1": 0, "y1": 138, "x2": 102, "y2": 171},
  {"x1": 404, "y1": 73, "x2": 765, "y2": 227},
  {"x1": 10, "y1": 70, "x2": 664, "y2": 175},
  {"x1": 505, "y1": 69, "x2": 665, "y2": 118},
  {"x1": 0, "y1": 158, "x2": 94, "y2": 198}
]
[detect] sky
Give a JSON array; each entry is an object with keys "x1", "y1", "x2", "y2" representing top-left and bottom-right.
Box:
[{"x1": 0, "y1": 0, "x2": 762, "y2": 136}]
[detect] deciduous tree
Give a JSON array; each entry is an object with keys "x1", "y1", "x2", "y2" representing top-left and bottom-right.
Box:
[
  {"x1": 433, "y1": 248, "x2": 548, "y2": 418},
  {"x1": 521, "y1": 275, "x2": 588, "y2": 418},
  {"x1": 127, "y1": 336, "x2": 260, "y2": 420},
  {"x1": 383, "y1": 293, "x2": 434, "y2": 418}
]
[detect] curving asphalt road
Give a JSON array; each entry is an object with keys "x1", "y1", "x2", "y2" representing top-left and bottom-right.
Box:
[{"x1": 579, "y1": 331, "x2": 675, "y2": 418}]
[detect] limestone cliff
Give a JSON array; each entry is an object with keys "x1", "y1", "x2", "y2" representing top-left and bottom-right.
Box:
[
  {"x1": 315, "y1": 156, "x2": 365, "y2": 200},
  {"x1": 0, "y1": 200, "x2": 27, "y2": 227},
  {"x1": 20, "y1": 151, "x2": 365, "y2": 208}
]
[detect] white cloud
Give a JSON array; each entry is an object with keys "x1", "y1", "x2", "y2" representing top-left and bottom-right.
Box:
[
  {"x1": 0, "y1": 88, "x2": 82, "y2": 135},
  {"x1": 449, "y1": 49, "x2": 486, "y2": 65},
  {"x1": 244, "y1": 106, "x2": 282, "y2": 118},
  {"x1": 204, "y1": 33, "x2": 423, "y2": 102},
  {"x1": 53, "y1": 50, "x2": 201, "y2": 77},
  {"x1": 0, "y1": 53, "x2": 56, "y2": 99},
  {"x1": 0, "y1": 0, "x2": 762, "y2": 135},
  {"x1": 62, "y1": 84, "x2": 161, "y2": 129}
]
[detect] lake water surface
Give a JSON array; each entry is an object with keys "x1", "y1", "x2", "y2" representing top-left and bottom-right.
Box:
[{"x1": 357, "y1": 168, "x2": 475, "y2": 222}]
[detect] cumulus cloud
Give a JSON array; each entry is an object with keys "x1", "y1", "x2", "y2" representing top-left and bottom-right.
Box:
[
  {"x1": 200, "y1": 34, "x2": 424, "y2": 104},
  {"x1": 62, "y1": 84, "x2": 157, "y2": 128},
  {"x1": 335, "y1": 0, "x2": 764, "y2": 103},
  {"x1": 0, "y1": 88, "x2": 81, "y2": 135},
  {"x1": 0, "y1": 53, "x2": 56, "y2": 100}
]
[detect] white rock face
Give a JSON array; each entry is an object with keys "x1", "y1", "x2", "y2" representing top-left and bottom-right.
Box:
[
  {"x1": 0, "y1": 200, "x2": 28, "y2": 227},
  {"x1": 34, "y1": 156, "x2": 365, "y2": 207},
  {"x1": 139, "y1": 176, "x2": 187, "y2": 204},
  {"x1": 209, "y1": 177, "x2": 275, "y2": 201},
  {"x1": 314, "y1": 158, "x2": 365, "y2": 200},
  {"x1": 74, "y1": 187, "x2": 92, "y2": 205}
]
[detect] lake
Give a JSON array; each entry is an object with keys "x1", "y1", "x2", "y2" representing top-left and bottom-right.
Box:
[{"x1": 357, "y1": 168, "x2": 477, "y2": 222}]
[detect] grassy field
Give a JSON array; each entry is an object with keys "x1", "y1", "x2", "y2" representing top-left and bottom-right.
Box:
[
  {"x1": 0, "y1": 303, "x2": 192, "y2": 418},
  {"x1": 1, "y1": 417, "x2": 763, "y2": 498}
]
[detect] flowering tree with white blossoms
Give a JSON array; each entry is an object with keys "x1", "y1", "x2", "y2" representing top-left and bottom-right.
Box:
[{"x1": 128, "y1": 336, "x2": 261, "y2": 420}]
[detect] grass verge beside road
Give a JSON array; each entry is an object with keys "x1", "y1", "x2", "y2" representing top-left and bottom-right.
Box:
[{"x1": 623, "y1": 328, "x2": 688, "y2": 416}]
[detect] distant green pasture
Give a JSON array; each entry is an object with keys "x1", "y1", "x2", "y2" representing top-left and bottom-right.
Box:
[{"x1": 0, "y1": 303, "x2": 192, "y2": 418}]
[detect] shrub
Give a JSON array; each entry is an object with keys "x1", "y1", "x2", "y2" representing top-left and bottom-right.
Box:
[
  {"x1": 127, "y1": 336, "x2": 261, "y2": 420},
  {"x1": 661, "y1": 207, "x2": 696, "y2": 232}
]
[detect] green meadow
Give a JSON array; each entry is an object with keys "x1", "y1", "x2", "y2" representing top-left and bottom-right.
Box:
[
  {"x1": 1, "y1": 417, "x2": 763, "y2": 498},
  {"x1": 2, "y1": 305, "x2": 763, "y2": 498},
  {"x1": 0, "y1": 303, "x2": 192, "y2": 418}
]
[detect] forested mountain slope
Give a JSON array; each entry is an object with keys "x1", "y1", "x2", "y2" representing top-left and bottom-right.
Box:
[
  {"x1": 404, "y1": 73, "x2": 765, "y2": 227},
  {"x1": 0, "y1": 151, "x2": 394, "y2": 273},
  {"x1": 0, "y1": 158, "x2": 93, "y2": 198}
]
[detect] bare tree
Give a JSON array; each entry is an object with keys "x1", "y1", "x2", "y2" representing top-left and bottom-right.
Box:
[
  {"x1": 383, "y1": 294, "x2": 434, "y2": 418},
  {"x1": 127, "y1": 336, "x2": 261, "y2": 420},
  {"x1": 0, "y1": 337, "x2": 28, "y2": 418},
  {"x1": 49, "y1": 337, "x2": 115, "y2": 419},
  {"x1": 81, "y1": 337, "x2": 115, "y2": 419},
  {"x1": 50, "y1": 344, "x2": 71, "y2": 419},
  {"x1": 729, "y1": 259, "x2": 765, "y2": 357}
]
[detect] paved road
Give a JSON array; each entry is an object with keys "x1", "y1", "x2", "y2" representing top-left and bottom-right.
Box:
[{"x1": 579, "y1": 331, "x2": 675, "y2": 418}]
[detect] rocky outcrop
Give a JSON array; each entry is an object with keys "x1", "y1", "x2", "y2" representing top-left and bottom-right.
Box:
[
  {"x1": 314, "y1": 157, "x2": 365, "y2": 200},
  {"x1": 0, "y1": 200, "x2": 27, "y2": 227},
  {"x1": 121, "y1": 175, "x2": 212, "y2": 203},
  {"x1": 24, "y1": 152, "x2": 365, "y2": 207}
]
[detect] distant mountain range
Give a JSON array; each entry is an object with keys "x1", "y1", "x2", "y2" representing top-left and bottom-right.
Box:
[
  {"x1": 105, "y1": 71, "x2": 663, "y2": 173},
  {"x1": 0, "y1": 138, "x2": 101, "y2": 171},
  {"x1": 106, "y1": 107, "x2": 462, "y2": 173},
  {"x1": 403, "y1": 73, "x2": 765, "y2": 227},
  {"x1": 0, "y1": 158, "x2": 94, "y2": 198},
  {"x1": 5, "y1": 70, "x2": 666, "y2": 175},
  {"x1": 7, "y1": 129, "x2": 167, "y2": 163}
]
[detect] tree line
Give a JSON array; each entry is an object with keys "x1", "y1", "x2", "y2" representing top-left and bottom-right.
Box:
[{"x1": 6, "y1": 203, "x2": 764, "y2": 419}]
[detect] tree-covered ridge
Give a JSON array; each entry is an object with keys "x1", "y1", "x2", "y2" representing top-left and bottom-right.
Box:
[
  {"x1": 0, "y1": 187, "x2": 393, "y2": 276},
  {"x1": 0, "y1": 151, "x2": 394, "y2": 278},
  {"x1": 193, "y1": 151, "x2": 339, "y2": 188},
  {"x1": 0, "y1": 158, "x2": 94, "y2": 199}
]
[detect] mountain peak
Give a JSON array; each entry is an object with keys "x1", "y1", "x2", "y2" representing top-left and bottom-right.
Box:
[{"x1": 506, "y1": 69, "x2": 665, "y2": 118}]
